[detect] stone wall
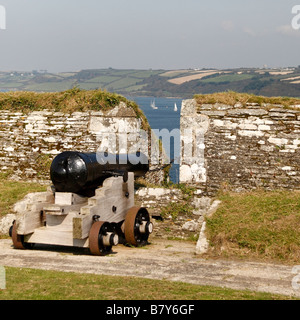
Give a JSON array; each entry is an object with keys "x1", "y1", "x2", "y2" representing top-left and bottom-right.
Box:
[
  {"x1": 0, "y1": 102, "x2": 152, "y2": 182},
  {"x1": 180, "y1": 99, "x2": 300, "y2": 194},
  {"x1": 134, "y1": 187, "x2": 215, "y2": 240}
]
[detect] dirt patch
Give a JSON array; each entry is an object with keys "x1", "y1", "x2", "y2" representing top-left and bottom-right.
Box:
[
  {"x1": 168, "y1": 71, "x2": 219, "y2": 85},
  {"x1": 269, "y1": 71, "x2": 294, "y2": 75}
]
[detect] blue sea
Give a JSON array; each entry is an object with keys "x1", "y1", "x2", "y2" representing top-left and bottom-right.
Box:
[{"x1": 126, "y1": 96, "x2": 183, "y2": 183}]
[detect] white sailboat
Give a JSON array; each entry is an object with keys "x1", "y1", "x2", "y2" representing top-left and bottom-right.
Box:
[
  {"x1": 150, "y1": 99, "x2": 158, "y2": 109},
  {"x1": 174, "y1": 103, "x2": 178, "y2": 112}
]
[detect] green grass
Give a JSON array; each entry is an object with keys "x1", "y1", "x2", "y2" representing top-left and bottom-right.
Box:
[
  {"x1": 201, "y1": 74, "x2": 253, "y2": 83},
  {"x1": 0, "y1": 173, "x2": 47, "y2": 217},
  {"x1": 130, "y1": 70, "x2": 163, "y2": 78},
  {"x1": 84, "y1": 75, "x2": 119, "y2": 83},
  {"x1": 205, "y1": 190, "x2": 300, "y2": 263},
  {"x1": 0, "y1": 82, "x2": 24, "y2": 88},
  {"x1": 0, "y1": 88, "x2": 130, "y2": 112},
  {"x1": 0, "y1": 88, "x2": 150, "y2": 130},
  {"x1": 107, "y1": 77, "x2": 139, "y2": 90},
  {"x1": 160, "y1": 202, "x2": 193, "y2": 221},
  {"x1": 24, "y1": 81, "x2": 76, "y2": 92},
  {"x1": 80, "y1": 74, "x2": 149, "y2": 92},
  {"x1": 103, "y1": 69, "x2": 136, "y2": 76},
  {"x1": 195, "y1": 91, "x2": 300, "y2": 108},
  {"x1": 122, "y1": 84, "x2": 147, "y2": 92},
  {"x1": 73, "y1": 82, "x2": 101, "y2": 90},
  {"x1": 0, "y1": 267, "x2": 293, "y2": 300}
]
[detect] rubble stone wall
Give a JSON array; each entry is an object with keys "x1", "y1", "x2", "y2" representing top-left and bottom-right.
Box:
[
  {"x1": 0, "y1": 102, "x2": 148, "y2": 181},
  {"x1": 180, "y1": 99, "x2": 300, "y2": 195}
]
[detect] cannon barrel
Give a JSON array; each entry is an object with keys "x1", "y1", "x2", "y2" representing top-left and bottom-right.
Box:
[{"x1": 50, "y1": 151, "x2": 149, "y2": 195}]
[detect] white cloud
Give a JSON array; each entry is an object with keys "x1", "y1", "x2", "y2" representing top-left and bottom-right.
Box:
[
  {"x1": 243, "y1": 27, "x2": 256, "y2": 37},
  {"x1": 276, "y1": 24, "x2": 300, "y2": 37},
  {"x1": 221, "y1": 20, "x2": 234, "y2": 31}
]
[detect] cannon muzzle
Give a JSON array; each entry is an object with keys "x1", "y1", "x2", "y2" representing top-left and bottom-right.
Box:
[{"x1": 50, "y1": 151, "x2": 149, "y2": 195}]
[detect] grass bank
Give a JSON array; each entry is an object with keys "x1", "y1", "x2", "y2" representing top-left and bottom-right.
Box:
[
  {"x1": 195, "y1": 91, "x2": 300, "y2": 108},
  {"x1": 0, "y1": 87, "x2": 149, "y2": 130},
  {"x1": 0, "y1": 173, "x2": 47, "y2": 218},
  {"x1": 0, "y1": 267, "x2": 293, "y2": 300},
  {"x1": 205, "y1": 190, "x2": 300, "y2": 264}
]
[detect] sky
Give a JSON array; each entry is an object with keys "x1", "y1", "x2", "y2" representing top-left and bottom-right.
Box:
[{"x1": 0, "y1": 0, "x2": 300, "y2": 72}]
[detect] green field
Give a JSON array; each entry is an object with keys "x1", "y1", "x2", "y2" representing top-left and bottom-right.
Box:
[
  {"x1": 24, "y1": 80, "x2": 76, "y2": 92},
  {"x1": 201, "y1": 73, "x2": 254, "y2": 83},
  {"x1": 106, "y1": 77, "x2": 140, "y2": 90},
  {"x1": 84, "y1": 75, "x2": 119, "y2": 83},
  {"x1": 2, "y1": 67, "x2": 300, "y2": 98},
  {"x1": 0, "y1": 267, "x2": 292, "y2": 300}
]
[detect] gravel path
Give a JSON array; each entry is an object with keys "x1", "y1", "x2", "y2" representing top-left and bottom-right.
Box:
[{"x1": 0, "y1": 238, "x2": 299, "y2": 298}]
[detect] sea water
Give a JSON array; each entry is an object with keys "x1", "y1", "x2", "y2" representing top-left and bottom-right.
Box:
[{"x1": 126, "y1": 96, "x2": 182, "y2": 183}]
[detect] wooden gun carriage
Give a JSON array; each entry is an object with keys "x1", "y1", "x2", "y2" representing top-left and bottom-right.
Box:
[{"x1": 10, "y1": 151, "x2": 153, "y2": 255}]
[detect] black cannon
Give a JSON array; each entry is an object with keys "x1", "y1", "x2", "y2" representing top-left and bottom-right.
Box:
[
  {"x1": 10, "y1": 151, "x2": 153, "y2": 255},
  {"x1": 50, "y1": 151, "x2": 149, "y2": 195}
]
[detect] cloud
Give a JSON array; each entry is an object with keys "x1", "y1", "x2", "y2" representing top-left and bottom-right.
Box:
[
  {"x1": 276, "y1": 24, "x2": 300, "y2": 37},
  {"x1": 221, "y1": 20, "x2": 234, "y2": 31},
  {"x1": 243, "y1": 27, "x2": 256, "y2": 37},
  {"x1": 242, "y1": 27, "x2": 269, "y2": 37}
]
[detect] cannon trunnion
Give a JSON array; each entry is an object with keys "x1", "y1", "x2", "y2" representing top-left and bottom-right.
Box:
[{"x1": 10, "y1": 152, "x2": 153, "y2": 255}]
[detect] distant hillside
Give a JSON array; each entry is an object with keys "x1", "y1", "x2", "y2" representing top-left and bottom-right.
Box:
[{"x1": 1, "y1": 67, "x2": 300, "y2": 98}]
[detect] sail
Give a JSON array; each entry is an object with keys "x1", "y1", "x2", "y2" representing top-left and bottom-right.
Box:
[
  {"x1": 151, "y1": 99, "x2": 158, "y2": 109},
  {"x1": 174, "y1": 103, "x2": 178, "y2": 112}
]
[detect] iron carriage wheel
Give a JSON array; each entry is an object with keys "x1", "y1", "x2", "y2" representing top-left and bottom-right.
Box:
[
  {"x1": 89, "y1": 221, "x2": 119, "y2": 256},
  {"x1": 124, "y1": 206, "x2": 153, "y2": 247}
]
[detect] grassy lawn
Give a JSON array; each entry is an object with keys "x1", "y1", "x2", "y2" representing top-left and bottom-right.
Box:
[
  {"x1": 205, "y1": 190, "x2": 300, "y2": 263},
  {"x1": 0, "y1": 173, "x2": 47, "y2": 218},
  {"x1": 0, "y1": 267, "x2": 293, "y2": 300}
]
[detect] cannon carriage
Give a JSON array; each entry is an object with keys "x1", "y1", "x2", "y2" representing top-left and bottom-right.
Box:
[{"x1": 10, "y1": 151, "x2": 153, "y2": 255}]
